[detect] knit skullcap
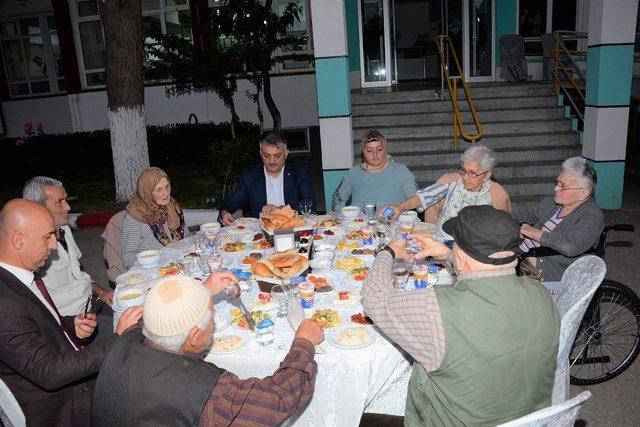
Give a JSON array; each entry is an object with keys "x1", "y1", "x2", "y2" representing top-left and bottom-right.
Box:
[{"x1": 143, "y1": 275, "x2": 212, "y2": 337}]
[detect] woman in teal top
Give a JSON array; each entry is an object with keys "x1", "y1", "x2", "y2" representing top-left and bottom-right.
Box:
[{"x1": 332, "y1": 130, "x2": 418, "y2": 212}]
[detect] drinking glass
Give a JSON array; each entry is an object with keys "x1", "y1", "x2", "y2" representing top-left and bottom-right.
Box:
[
  {"x1": 299, "y1": 199, "x2": 313, "y2": 217},
  {"x1": 363, "y1": 201, "x2": 376, "y2": 220},
  {"x1": 271, "y1": 284, "x2": 291, "y2": 317},
  {"x1": 392, "y1": 262, "x2": 411, "y2": 290}
]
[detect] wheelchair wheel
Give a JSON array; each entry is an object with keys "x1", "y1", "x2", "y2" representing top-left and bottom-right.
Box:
[{"x1": 570, "y1": 280, "x2": 640, "y2": 385}]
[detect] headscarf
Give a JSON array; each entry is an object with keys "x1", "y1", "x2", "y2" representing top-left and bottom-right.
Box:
[
  {"x1": 126, "y1": 168, "x2": 184, "y2": 241},
  {"x1": 360, "y1": 129, "x2": 391, "y2": 173}
]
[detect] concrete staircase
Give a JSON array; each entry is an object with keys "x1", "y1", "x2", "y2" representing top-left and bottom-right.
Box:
[{"x1": 351, "y1": 83, "x2": 581, "y2": 208}]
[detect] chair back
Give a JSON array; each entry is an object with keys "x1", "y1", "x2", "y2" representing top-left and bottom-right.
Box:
[
  {"x1": 499, "y1": 35, "x2": 528, "y2": 82},
  {"x1": 0, "y1": 378, "x2": 25, "y2": 427},
  {"x1": 552, "y1": 256, "x2": 606, "y2": 404},
  {"x1": 497, "y1": 391, "x2": 591, "y2": 427},
  {"x1": 100, "y1": 210, "x2": 127, "y2": 284}
]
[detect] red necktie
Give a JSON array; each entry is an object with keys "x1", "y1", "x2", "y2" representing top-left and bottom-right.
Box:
[{"x1": 33, "y1": 273, "x2": 82, "y2": 349}]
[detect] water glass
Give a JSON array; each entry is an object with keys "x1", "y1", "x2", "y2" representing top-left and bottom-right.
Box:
[
  {"x1": 392, "y1": 262, "x2": 411, "y2": 290},
  {"x1": 363, "y1": 201, "x2": 376, "y2": 219},
  {"x1": 271, "y1": 284, "x2": 291, "y2": 317},
  {"x1": 299, "y1": 199, "x2": 313, "y2": 217}
]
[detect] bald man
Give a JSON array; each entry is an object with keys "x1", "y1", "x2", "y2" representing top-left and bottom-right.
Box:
[{"x1": 0, "y1": 199, "x2": 142, "y2": 426}]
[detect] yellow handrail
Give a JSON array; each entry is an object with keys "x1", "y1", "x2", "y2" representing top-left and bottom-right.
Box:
[
  {"x1": 434, "y1": 34, "x2": 482, "y2": 150},
  {"x1": 553, "y1": 43, "x2": 586, "y2": 101}
]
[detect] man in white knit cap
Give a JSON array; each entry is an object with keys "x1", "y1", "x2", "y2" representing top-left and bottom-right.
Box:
[{"x1": 92, "y1": 274, "x2": 324, "y2": 426}]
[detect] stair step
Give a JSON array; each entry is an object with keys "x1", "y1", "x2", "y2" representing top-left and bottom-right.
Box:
[
  {"x1": 352, "y1": 107, "x2": 564, "y2": 127},
  {"x1": 351, "y1": 83, "x2": 554, "y2": 105},
  {"x1": 369, "y1": 132, "x2": 580, "y2": 154},
  {"x1": 352, "y1": 95, "x2": 557, "y2": 115},
  {"x1": 395, "y1": 145, "x2": 579, "y2": 167},
  {"x1": 411, "y1": 160, "x2": 565, "y2": 183},
  {"x1": 353, "y1": 119, "x2": 572, "y2": 139}
]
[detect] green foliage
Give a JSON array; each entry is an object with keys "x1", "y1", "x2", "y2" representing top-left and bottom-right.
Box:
[
  {"x1": 144, "y1": 0, "x2": 312, "y2": 133},
  {"x1": 0, "y1": 122, "x2": 262, "y2": 209},
  {"x1": 206, "y1": 134, "x2": 261, "y2": 202}
]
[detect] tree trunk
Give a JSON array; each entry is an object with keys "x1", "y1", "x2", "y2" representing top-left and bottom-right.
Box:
[
  {"x1": 99, "y1": 0, "x2": 149, "y2": 203},
  {"x1": 261, "y1": 68, "x2": 281, "y2": 133}
]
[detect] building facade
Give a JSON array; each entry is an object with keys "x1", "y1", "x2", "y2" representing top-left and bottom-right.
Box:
[{"x1": 1, "y1": 0, "x2": 637, "y2": 208}]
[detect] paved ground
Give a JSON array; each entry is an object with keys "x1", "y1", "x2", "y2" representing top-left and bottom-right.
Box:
[{"x1": 75, "y1": 181, "x2": 640, "y2": 426}]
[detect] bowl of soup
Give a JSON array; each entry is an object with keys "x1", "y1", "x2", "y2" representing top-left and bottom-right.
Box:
[
  {"x1": 136, "y1": 250, "x2": 160, "y2": 267},
  {"x1": 200, "y1": 222, "x2": 221, "y2": 233},
  {"x1": 117, "y1": 289, "x2": 147, "y2": 309},
  {"x1": 341, "y1": 206, "x2": 361, "y2": 219}
]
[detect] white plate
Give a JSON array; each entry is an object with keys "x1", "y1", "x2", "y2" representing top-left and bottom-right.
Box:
[
  {"x1": 349, "y1": 247, "x2": 376, "y2": 258},
  {"x1": 116, "y1": 271, "x2": 153, "y2": 285},
  {"x1": 234, "y1": 218, "x2": 260, "y2": 227},
  {"x1": 209, "y1": 334, "x2": 249, "y2": 354},
  {"x1": 327, "y1": 327, "x2": 377, "y2": 349},
  {"x1": 328, "y1": 291, "x2": 362, "y2": 308},
  {"x1": 246, "y1": 299, "x2": 278, "y2": 312},
  {"x1": 227, "y1": 225, "x2": 252, "y2": 235},
  {"x1": 348, "y1": 312, "x2": 374, "y2": 327},
  {"x1": 214, "y1": 315, "x2": 230, "y2": 331}
]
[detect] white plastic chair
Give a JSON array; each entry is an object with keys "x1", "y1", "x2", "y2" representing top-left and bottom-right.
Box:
[
  {"x1": 0, "y1": 378, "x2": 25, "y2": 427},
  {"x1": 497, "y1": 391, "x2": 591, "y2": 427},
  {"x1": 551, "y1": 255, "x2": 606, "y2": 404}
]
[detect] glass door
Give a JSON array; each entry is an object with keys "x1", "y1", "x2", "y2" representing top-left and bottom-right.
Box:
[
  {"x1": 358, "y1": 0, "x2": 392, "y2": 87},
  {"x1": 463, "y1": 0, "x2": 494, "y2": 82}
]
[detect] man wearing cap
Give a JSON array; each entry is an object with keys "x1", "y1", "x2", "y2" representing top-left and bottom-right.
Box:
[
  {"x1": 92, "y1": 275, "x2": 324, "y2": 426},
  {"x1": 362, "y1": 205, "x2": 560, "y2": 425}
]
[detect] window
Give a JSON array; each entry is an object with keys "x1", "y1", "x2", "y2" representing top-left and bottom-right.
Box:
[
  {"x1": 72, "y1": 0, "x2": 191, "y2": 88},
  {"x1": 74, "y1": 0, "x2": 106, "y2": 86},
  {"x1": 0, "y1": 16, "x2": 65, "y2": 97},
  {"x1": 518, "y1": 0, "x2": 577, "y2": 55},
  {"x1": 281, "y1": 127, "x2": 310, "y2": 153},
  {"x1": 277, "y1": 0, "x2": 312, "y2": 70},
  {"x1": 208, "y1": 0, "x2": 313, "y2": 72}
]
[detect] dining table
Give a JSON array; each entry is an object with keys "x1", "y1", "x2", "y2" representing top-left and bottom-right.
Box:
[{"x1": 112, "y1": 215, "x2": 426, "y2": 426}]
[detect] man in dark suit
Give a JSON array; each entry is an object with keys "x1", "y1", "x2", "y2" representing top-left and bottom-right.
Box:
[
  {"x1": 0, "y1": 199, "x2": 142, "y2": 426},
  {"x1": 219, "y1": 132, "x2": 316, "y2": 225}
]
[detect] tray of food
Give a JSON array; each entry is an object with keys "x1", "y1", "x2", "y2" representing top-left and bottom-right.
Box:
[
  {"x1": 250, "y1": 249, "x2": 310, "y2": 291},
  {"x1": 259, "y1": 205, "x2": 310, "y2": 235}
]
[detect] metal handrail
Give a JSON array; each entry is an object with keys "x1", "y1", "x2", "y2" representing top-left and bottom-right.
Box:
[
  {"x1": 551, "y1": 31, "x2": 588, "y2": 123},
  {"x1": 434, "y1": 34, "x2": 482, "y2": 150}
]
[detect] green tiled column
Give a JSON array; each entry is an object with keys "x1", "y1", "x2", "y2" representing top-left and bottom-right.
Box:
[
  {"x1": 315, "y1": 57, "x2": 351, "y2": 118},
  {"x1": 588, "y1": 160, "x2": 626, "y2": 209}
]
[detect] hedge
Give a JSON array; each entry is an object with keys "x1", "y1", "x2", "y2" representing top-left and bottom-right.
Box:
[{"x1": 1, "y1": 121, "x2": 260, "y2": 180}]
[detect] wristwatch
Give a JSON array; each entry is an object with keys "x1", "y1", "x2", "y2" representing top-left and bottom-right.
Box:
[{"x1": 377, "y1": 244, "x2": 396, "y2": 259}]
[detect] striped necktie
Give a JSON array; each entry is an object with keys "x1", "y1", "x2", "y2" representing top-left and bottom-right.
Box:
[{"x1": 33, "y1": 272, "x2": 82, "y2": 350}]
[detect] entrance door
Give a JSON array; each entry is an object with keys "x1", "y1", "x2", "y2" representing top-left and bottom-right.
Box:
[
  {"x1": 391, "y1": 0, "x2": 443, "y2": 84},
  {"x1": 358, "y1": 0, "x2": 393, "y2": 88},
  {"x1": 463, "y1": 0, "x2": 494, "y2": 82}
]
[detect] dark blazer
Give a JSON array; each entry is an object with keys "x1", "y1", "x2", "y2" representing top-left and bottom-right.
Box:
[
  {"x1": 220, "y1": 162, "x2": 317, "y2": 218},
  {"x1": 0, "y1": 266, "x2": 118, "y2": 426}
]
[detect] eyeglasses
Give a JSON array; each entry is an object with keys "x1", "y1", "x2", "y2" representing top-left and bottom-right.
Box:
[
  {"x1": 554, "y1": 181, "x2": 587, "y2": 191},
  {"x1": 458, "y1": 166, "x2": 489, "y2": 179}
]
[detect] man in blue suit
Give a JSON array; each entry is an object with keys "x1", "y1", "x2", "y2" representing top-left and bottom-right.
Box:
[{"x1": 219, "y1": 132, "x2": 317, "y2": 226}]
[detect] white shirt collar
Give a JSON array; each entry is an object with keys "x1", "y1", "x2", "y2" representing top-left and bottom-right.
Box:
[{"x1": 0, "y1": 261, "x2": 34, "y2": 286}]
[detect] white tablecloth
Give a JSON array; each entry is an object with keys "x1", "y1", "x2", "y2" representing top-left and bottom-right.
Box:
[{"x1": 114, "y1": 224, "x2": 412, "y2": 426}]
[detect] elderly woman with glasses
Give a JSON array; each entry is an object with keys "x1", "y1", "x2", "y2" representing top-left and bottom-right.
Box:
[
  {"x1": 332, "y1": 129, "x2": 418, "y2": 212},
  {"x1": 514, "y1": 157, "x2": 604, "y2": 282},
  {"x1": 380, "y1": 144, "x2": 511, "y2": 227}
]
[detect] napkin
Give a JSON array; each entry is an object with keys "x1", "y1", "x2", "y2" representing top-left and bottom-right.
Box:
[{"x1": 287, "y1": 297, "x2": 326, "y2": 354}]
